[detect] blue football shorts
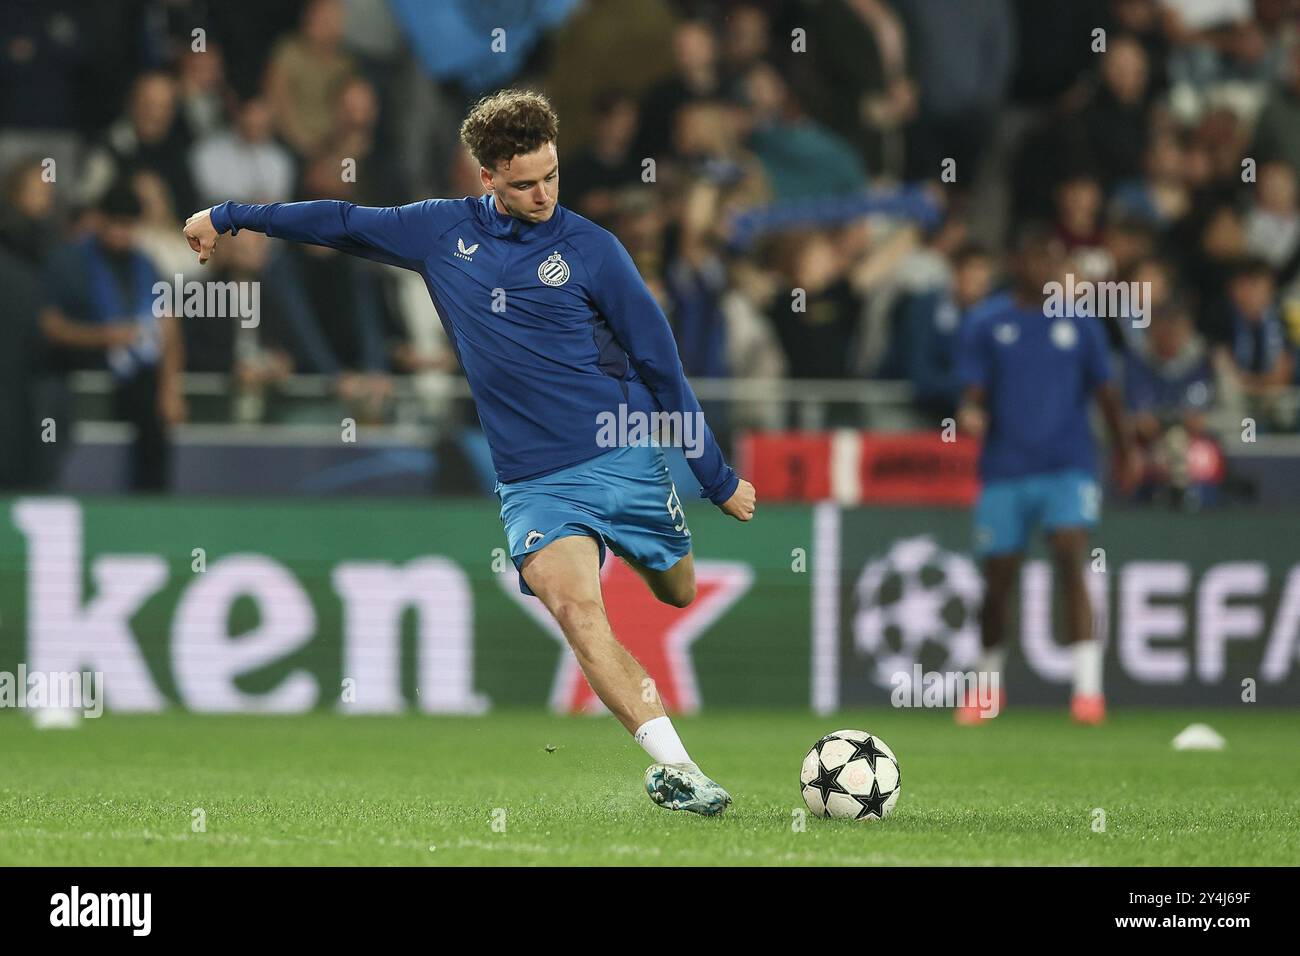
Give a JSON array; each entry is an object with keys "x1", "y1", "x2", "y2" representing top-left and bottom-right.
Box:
[
  {"x1": 973, "y1": 468, "x2": 1100, "y2": 558},
  {"x1": 495, "y1": 443, "x2": 692, "y2": 595}
]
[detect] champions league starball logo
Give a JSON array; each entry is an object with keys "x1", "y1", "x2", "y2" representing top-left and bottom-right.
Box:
[{"x1": 852, "y1": 535, "x2": 983, "y2": 689}]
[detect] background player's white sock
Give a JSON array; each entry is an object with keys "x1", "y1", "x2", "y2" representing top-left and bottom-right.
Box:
[
  {"x1": 1072, "y1": 640, "x2": 1103, "y2": 696},
  {"x1": 971, "y1": 647, "x2": 1005, "y2": 707},
  {"x1": 977, "y1": 647, "x2": 1005, "y2": 681},
  {"x1": 634, "y1": 716, "x2": 695, "y2": 768}
]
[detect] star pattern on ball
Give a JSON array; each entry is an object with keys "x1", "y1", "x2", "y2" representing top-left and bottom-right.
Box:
[
  {"x1": 854, "y1": 778, "x2": 891, "y2": 820},
  {"x1": 804, "y1": 758, "x2": 849, "y2": 806},
  {"x1": 847, "y1": 735, "x2": 890, "y2": 773}
]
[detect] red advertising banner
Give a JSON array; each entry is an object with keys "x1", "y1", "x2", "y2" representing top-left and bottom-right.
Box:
[
  {"x1": 738, "y1": 431, "x2": 979, "y2": 505},
  {"x1": 857, "y1": 432, "x2": 979, "y2": 505},
  {"x1": 736, "y1": 431, "x2": 833, "y2": 502}
]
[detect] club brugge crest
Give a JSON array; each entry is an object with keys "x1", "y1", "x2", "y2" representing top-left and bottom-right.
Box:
[{"x1": 538, "y1": 251, "x2": 570, "y2": 287}]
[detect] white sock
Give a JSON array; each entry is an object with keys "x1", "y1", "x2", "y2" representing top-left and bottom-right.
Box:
[
  {"x1": 1072, "y1": 639, "x2": 1103, "y2": 696},
  {"x1": 634, "y1": 716, "x2": 695, "y2": 768},
  {"x1": 977, "y1": 647, "x2": 1005, "y2": 682}
]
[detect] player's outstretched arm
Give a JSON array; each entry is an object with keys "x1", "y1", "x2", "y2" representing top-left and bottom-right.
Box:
[{"x1": 183, "y1": 200, "x2": 438, "y2": 271}]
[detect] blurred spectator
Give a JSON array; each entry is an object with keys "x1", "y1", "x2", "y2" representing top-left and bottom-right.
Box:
[
  {"x1": 845, "y1": 215, "x2": 928, "y2": 377},
  {"x1": 1125, "y1": 302, "x2": 1219, "y2": 431},
  {"x1": 1109, "y1": 129, "x2": 1193, "y2": 229},
  {"x1": 720, "y1": 3, "x2": 771, "y2": 82},
  {"x1": 562, "y1": 89, "x2": 643, "y2": 226},
  {"x1": 181, "y1": 232, "x2": 285, "y2": 372},
  {"x1": 899, "y1": 242, "x2": 997, "y2": 419},
  {"x1": 741, "y1": 62, "x2": 868, "y2": 200},
  {"x1": 265, "y1": 0, "x2": 356, "y2": 158},
  {"x1": 1079, "y1": 34, "x2": 1155, "y2": 187},
  {"x1": 1177, "y1": 199, "x2": 1249, "y2": 341},
  {"x1": 1122, "y1": 253, "x2": 1180, "y2": 348},
  {"x1": 0, "y1": 156, "x2": 60, "y2": 268},
  {"x1": 204, "y1": 0, "x2": 308, "y2": 101},
  {"x1": 1123, "y1": 300, "x2": 1230, "y2": 507},
  {"x1": 1108, "y1": 0, "x2": 1171, "y2": 96},
  {"x1": 1244, "y1": 159, "x2": 1300, "y2": 270},
  {"x1": 133, "y1": 170, "x2": 201, "y2": 280},
  {"x1": 722, "y1": 260, "x2": 787, "y2": 386},
  {"x1": 634, "y1": 20, "x2": 724, "y2": 164},
  {"x1": 1195, "y1": 104, "x2": 1253, "y2": 183},
  {"x1": 1225, "y1": 256, "x2": 1294, "y2": 401},
  {"x1": 607, "y1": 188, "x2": 670, "y2": 289},
  {"x1": 670, "y1": 99, "x2": 770, "y2": 209},
  {"x1": 80, "y1": 71, "x2": 198, "y2": 219},
  {"x1": 896, "y1": 0, "x2": 1016, "y2": 182},
  {"x1": 1105, "y1": 215, "x2": 1158, "y2": 279},
  {"x1": 301, "y1": 75, "x2": 407, "y2": 206},
  {"x1": 1162, "y1": 0, "x2": 1280, "y2": 121},
  {"x1": 39, "y1": 182, "x2": 185, "y2": 491},
  {"x1": 263, "y1": 241, "x2": 393, "y2": 420},
  {"x1": 767, "y1": 230, "x2": 864, "y2": 380},
  {"x1": 1253, "y1": 38, "x2": 1300, "y2": 171},
  {"x1": 191, "y1": 96, "x2": 296, "y2": 206},
  {"x1": 175, "y1": 45, "x2": 229, "y2": 141},
  {"x1": 183, "y1": 230, "x2": 297, "y2": 424},
  {"x1": 780, "y1": 0, "x2": 916, "y2": 177},
  {"x1": 1090, "y1": 218, "x2": 1161, "y2": 350},
  {"x1": 1130, "y1": 254, "x2": 1179, "y2": 311},
  {"x1": 1054, "y1": 172, "x2": 1110, "y2": 275}
]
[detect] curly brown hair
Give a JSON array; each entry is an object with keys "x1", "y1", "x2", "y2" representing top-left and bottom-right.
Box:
[{"x1": 459, "y1": 90, "x2": 559, "y2": 171}]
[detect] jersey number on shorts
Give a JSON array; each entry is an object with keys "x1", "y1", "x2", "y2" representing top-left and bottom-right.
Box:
[
  {"x1": 1080, "y1": 481, "x2": 1101, "y2": 522},
  {"x1": 666, "y1": 484, "x2": 690, "y2": 536}
]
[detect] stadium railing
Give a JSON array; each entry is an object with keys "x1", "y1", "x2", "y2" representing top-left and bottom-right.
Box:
[{"x1": 65, "y1": 370, "x2": 1300, "y2": 435}]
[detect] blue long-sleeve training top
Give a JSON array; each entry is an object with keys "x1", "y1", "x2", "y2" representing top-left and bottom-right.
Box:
[{"x1": 209, "y1": 194, "x2": 739, "y2": 504}]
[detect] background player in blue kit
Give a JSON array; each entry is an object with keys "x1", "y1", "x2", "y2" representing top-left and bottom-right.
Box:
[
  {"x1": 954, "y1": 225, "x2": 1140, "y2": 726},
  {"x1": 181, "y1": 90, "x2": 755, "y2": 815}
]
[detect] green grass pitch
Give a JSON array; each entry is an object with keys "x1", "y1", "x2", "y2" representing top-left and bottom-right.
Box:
[{"x1": 1, "y1": 709, "x2": 1296, "y2": 866}]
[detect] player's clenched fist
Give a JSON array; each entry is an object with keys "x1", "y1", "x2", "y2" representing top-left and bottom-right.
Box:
[
  {"x1": 720, "y1": 478, "x2": 756, "y2": 521},
  {"x1": 183, "y1": 208, "x2": 221, "y2": 264}
]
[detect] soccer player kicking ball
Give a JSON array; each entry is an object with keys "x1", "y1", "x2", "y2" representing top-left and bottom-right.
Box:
[
  {"x1": 952, "y1": 225, "x2": 1139, "y2": 726},
  {"x1": 183, "y1": 91, "x2": 754, "y2": 815}
]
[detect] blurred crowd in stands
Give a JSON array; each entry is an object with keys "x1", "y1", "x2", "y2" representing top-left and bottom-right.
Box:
[{"x1": 2, "y1": 0, "x2": 1299, "y2": 505}]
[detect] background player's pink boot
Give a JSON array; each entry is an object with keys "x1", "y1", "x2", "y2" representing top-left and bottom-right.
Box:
[
  {"x1": 954, "y1": 688, "x2": 1006, "y2": 725},
  {"x1": 1071, "y1": 694, "x2": 1106, "y2": 725}
]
